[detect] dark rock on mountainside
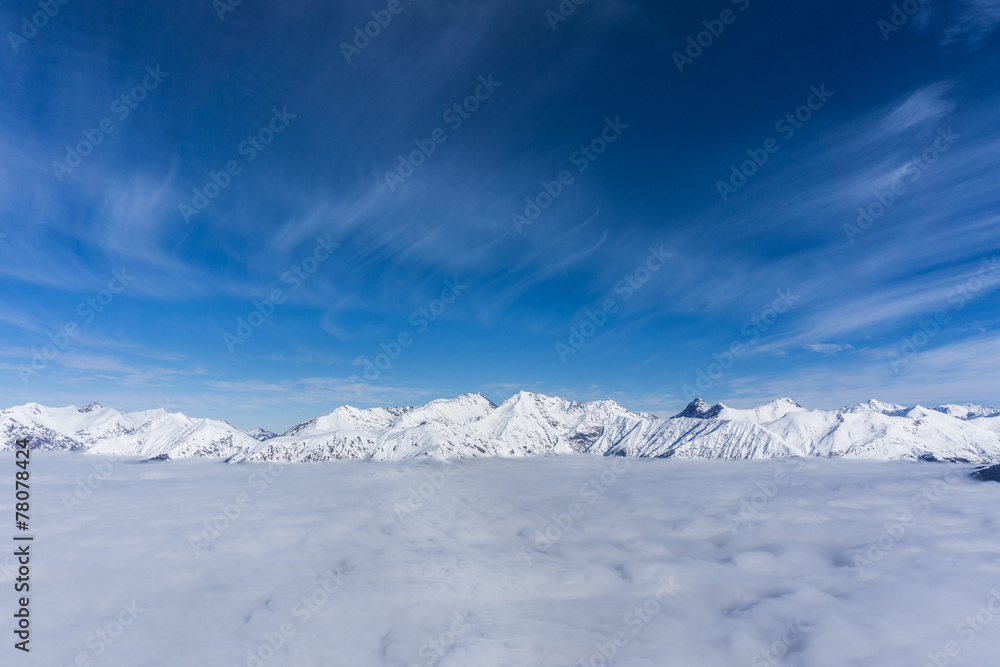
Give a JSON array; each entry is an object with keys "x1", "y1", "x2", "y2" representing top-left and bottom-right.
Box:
[
  {"x1": 971, "y1": 464, "x2": 1000, "y2": 482},
  {"x1": 673, "y1": 399, "x2": 723, "y2": 419}
]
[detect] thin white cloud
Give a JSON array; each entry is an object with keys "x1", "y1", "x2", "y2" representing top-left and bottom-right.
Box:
[
  {"x1": 805, "y1": 343, "x2": 854, "y2": 354},
  {"x1": 881, "y1": 82, "x2": 955, "y2": 132},
  {"x1": 939, "y1": 0, "x2": 1000, "y2": 47}
]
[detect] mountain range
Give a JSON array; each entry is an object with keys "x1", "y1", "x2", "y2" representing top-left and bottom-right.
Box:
[{"x1": 3, "y1": 393, "x2": 999, "y2": 464}]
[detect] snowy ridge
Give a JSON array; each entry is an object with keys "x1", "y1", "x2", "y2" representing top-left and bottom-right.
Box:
[
  {"x1": 3, "y1": 393, "x2": 1000, "y2": 464},
  {"x1": 933, "y1": 403, "x2": 999, "y2": 420},
  {"x1": 0, "y1": 402, "x2": 258, "y2": 459},
  {"x1": 711, "y1": 397, "x2": 806, "y2": 423},
  {"x1": 245, "y1": 427, "x2": 278, "y2": 441}
]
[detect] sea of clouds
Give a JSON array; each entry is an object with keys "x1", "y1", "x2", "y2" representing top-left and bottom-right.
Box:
[{"x1": 2, "y1": 453, "x2": 999, "y2": 666}]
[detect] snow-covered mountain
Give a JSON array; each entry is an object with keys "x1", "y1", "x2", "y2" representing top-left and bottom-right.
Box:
[
  {"x1": 3, "y1": 393, "x2": 1000, "y2": 464},
  {"x1": 933, "y1": 403, "x2": 999, "y2": 419},
  {"x1": 0, "y1": 402, "x2": 259, "y2": 459},
  {"x1": 700, "y1": 398, "x2": 1000, "y2": 462}
]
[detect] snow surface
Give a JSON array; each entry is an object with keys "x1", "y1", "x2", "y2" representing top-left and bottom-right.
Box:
[
  {"x1": 934, "y1": 404, "x2": 1000, "y2": 419},
  {"x1": 0, "y1": 402, "x2": 257, "y2": 459},
  {"x1": 246, "y1": 428, "x2": 278, "y2": 442},
  {"x1": 5, "y1": 452, "x2": 1000, "y2": 666},
  {"x1": 5, "y1": 394, "x2": 1000, "y2": 464}
]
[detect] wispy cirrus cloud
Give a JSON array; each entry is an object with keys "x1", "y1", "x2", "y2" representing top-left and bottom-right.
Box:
[
  {"x1": 929, "y1": 0, "x2": 1000, "y2": 48},
  {"x1": 2, "y1": 0, "x2": 998, "y2": 428},
  {"x1": 805, "y1": 343, "x2": 854, "y2": 355}
]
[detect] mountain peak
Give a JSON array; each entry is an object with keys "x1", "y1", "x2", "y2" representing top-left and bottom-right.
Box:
[
  {"x1": 933, "y1": 404, "x2": 1000, "y2": 420},
  {"x1": 450, "y1": 392, "x2": 498, "y2": 408},
  {"x1": 674, "y1": 399, "x2": 723, "y2": 419},
  {"x1": 8, "y1": 393, "x2": 1000, "y2": 465},
  {"x1": 845, "y1": 399, "x2": 908, "y2": 415},
  {"x1": 502, "y1": 390, "x2": 562, "y2": 408},
  {"x1": 77, "y1": 402, "x2": 103, "y2": 413},
  {"x1": 246, "y1": 427, "x2": 277, "y2": 441}
]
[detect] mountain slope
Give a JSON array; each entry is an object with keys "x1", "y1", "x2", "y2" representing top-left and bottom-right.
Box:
[
  {"x1": 4, "y1": 394, "x2": 1000, "y2": 464},
  {"x1": 0, "y1": 403, "x2": 259, "y2": 459},
  {"x1": 684, "y1": 399, "x2": 1000, "y2": 462},
  {"x1": 933, "y1": 403, "x2": 999, "y2": 419}
]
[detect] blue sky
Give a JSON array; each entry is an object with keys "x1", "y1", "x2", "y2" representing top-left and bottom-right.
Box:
[{"x1": 2, "y1": 0, "x2": 999, "y2": 432}]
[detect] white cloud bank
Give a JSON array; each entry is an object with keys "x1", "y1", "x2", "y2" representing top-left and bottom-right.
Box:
[{"x1": 8, "y1": 453, "x2": 1000, "y2": 666}]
